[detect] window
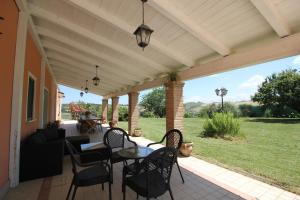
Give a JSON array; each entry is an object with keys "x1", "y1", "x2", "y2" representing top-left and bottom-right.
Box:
[{"x1": 27, "y1": 74, "x2": 35, "y2": 121}]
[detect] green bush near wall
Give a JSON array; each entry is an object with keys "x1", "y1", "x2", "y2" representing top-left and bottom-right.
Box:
[{"x1": 203, "y1": 112, "x2": 241, "y2": 137}]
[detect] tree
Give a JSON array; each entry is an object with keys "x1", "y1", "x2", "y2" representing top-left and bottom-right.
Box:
[
  {"x1": 252, "y1": 69, "x2": 300, "y2": 116},
  {"x1": 140, "y1": 87, "x2": 166, "y2": 117},
  {"x1": 198, "y1": 102, "x2": 239, "y2": 118},
  {"x1": 118, "y1": 105, "x2": 128, "y2": 121}
]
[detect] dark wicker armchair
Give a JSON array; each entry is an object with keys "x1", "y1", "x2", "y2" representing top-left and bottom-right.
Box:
[
  {"x1": 122, "y1": 147, "x2": 177, "y2": 200},
  {"x1": 65, "y1": 140, "x2": 112, "y2": 200},
  {"x1": 147, "y1": 129, "x2": 184, "y2": 183},
  {"x1": 103, "y1": 128, "x2": 137, "y2": 180}
]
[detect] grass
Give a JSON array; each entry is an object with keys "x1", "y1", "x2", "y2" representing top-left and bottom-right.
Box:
[
  {"x1": 61, "y1": 112, "x2": 72, "y2": 120},
  {"x1": 118, "y1": 118, "x2": 300, "y2": 194}
]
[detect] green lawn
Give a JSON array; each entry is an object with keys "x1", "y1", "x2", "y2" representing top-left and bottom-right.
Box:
[
  {"x1": 118, "y1": 118, "x2": 300, "y2": 194},
  {"x1": 61, "y1": 112, "x2": 72, "y2": 120}
]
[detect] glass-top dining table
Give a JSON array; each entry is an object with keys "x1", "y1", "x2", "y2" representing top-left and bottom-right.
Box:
[{"x1": 117, "y1": 146, "x2": 154, "y2": 159}]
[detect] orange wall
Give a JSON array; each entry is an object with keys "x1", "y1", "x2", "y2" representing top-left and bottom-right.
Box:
[
  {"x1": 21, "y1": 31, "x2": 42, "y2": 139},
  {"x1": 0, "y1": 0, "x2": 19, "y2": 187}
]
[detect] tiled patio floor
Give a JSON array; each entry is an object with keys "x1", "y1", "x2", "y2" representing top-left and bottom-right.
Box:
[
  {"x1": 4, "y1": 121, "x2": 299, "y2": 200},
  {"x1": 132, "y1": 137, "x2": 300, "y2": 200}
]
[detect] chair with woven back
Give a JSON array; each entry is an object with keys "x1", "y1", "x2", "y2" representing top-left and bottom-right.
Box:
[
  {"x1": 147, "y1": 129, "x2": 185, "y2": 183},
  {"x1": 103, "y1": 127, "x2": 137, "y2": 181},
  {"x1": 65, "y1": 140, "x2": 112, "y2": 200},
  {"x1": 122, "y1": 147, "x2": 177, "y2": 200}
]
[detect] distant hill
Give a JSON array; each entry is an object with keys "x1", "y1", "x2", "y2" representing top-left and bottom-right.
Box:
[
  {"x1": 184, "y1": 101, "x2": 205, "y2": 113},
  {"x1": 62, "y1": 101, "x2": 256, "y2": 114},
  {"x1": 184, "y1": 101, "x2": 257, "y2": 113}
]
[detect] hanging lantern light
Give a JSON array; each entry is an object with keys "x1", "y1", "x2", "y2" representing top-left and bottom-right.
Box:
[
  {"x1": 84, "y1": 80, "x2": 89, "y2": 93},
  {"x1": 133, "y1": 0, "x2": 153, "y2": 50},
  {"x1": 92, "y1": 65, "x2": 100, "y2": 86},
  {"x1": 80, "y1": 87, "x2": 84, "y2": 97}
]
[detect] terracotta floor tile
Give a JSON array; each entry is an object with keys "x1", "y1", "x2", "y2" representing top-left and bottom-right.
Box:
[{"x1": 4, "y1": 121, "x2": 299, "y2": 200}]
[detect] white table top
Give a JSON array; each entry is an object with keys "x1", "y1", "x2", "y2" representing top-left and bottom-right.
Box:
[{"x1": 80, "y1": 142, "x2": 106, "y2": 151}]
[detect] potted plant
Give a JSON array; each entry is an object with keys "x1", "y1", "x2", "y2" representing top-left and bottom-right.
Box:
[
  {"x1": 54, "y1": 120, "x2": 61, "y2": 128},
  {"x1": 168, "y1": 71, "x2": 179, "y2": 82},
  {"x1": 109, "y1": 120, "x2": 118, "y2": 128},
  {"x1": 133, "y1": 128, "x2": 142, "y2": 137},
  {"x1": 180, "y1": 140, "x2": 193, "y2": 157},
  {"x1": 101, "y1": 116, "x2": 107, "y2": 124},
  {"x1": 85, "y1": 111, "x2": 91, "y2": 118}
]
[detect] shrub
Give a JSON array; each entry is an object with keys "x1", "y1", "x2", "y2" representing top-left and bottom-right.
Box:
[
  {"x1": 203, "y1": 112, "x2": 240, "y2": 137},
  {"x1": 198, "y1": 102, "x2": 240, "y2": 118},
  {"x1": 238, "y1": 104, "x2": 264, "y2": 117},
  {"x1": 198, "y1": 103, "x2": 219, "y2": 118},
  {"x1": 223, "y1": 102, "x2": 240, "y2": 117},
  {"x1": 264, "y1": 108, "x2": 273, "y2": 118},
  {"x1": 119, "y1": 106, "x2": 128, "y2": 121},
  {"x1": 140, "y1": 111, "x2": 156, "y2": 118},
  {"x1": 184, "y1": 112, "x2": 195, "y2": 118},
  {"x1": 264, "y1": 105, "x2": 300, "y2": 118}
]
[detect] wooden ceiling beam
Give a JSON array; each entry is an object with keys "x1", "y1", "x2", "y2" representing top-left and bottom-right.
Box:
[
  {"x1": 53, "y1": 69, "x2": 117, "y2": 92},
  {"x1": 51, "y1": 62, "x2": 131, "y2": 87},
  {"x1": 55, "y1": 75, "x2": 111, "y2": 92},
  {"x1": 105, "y1": 32, "x2": 300, "y2": 97},
  {"x1": 148, "y1": 0, "x2": 231, "y2": 56},
  {"x1": 15, "y1": 0, "x2": 56, "y2": 84},
  {"x1": 46, "y1": 51, "x2": 141, "y2": 84},
  {"x1": 42, "y1": 41, "x2": 144, "y2": 82},
  {"x1": 29, "y1": 3, "x2": 169, "y2": 72},
  {"x1": 56, "y1": 78, "x2": 110, "y2": 95},
  {"x1": 64, "y1": 0, "x2": 194, "y2": 67},
  {"x1": 48, "y1": 56, "x2": 136, "y2": 84},
  {"x1": 37, "y1": 27, "x2": 156, "y2": 79},
  {"x1": 251, "y1": 0, "x2": 291, "y2": 37}
]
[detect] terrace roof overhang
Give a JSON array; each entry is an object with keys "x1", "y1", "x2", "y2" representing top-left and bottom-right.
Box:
[{"x1": 19, "y1": 0, "x2": 300, "y2": 98}]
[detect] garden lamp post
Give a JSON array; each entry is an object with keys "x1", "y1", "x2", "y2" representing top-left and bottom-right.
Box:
[{"x1": 215, "y1": 87, "x2": 228, "y2": 111}]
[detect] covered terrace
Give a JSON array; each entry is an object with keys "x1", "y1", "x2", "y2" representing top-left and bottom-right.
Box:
[{"x1": 1, "y1": 0, "x2": 300, "y2": 199}]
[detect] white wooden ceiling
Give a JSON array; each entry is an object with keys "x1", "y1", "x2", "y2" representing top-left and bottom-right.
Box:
[{"x1": 25, "y1": 0, "x2": 300, "y2": 97}]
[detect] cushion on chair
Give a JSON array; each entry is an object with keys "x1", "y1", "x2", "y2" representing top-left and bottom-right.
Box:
[
  {"x1": 126, "y1": 171, "x2": 167, "y2": 198},
  {"x1": 75, "y1": 164, "x2": 110, "y2": 186}
]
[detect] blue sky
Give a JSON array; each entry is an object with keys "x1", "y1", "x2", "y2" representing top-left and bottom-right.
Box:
[{"x1": 60, "y1": 55, "x2": 300, "y2": 105}]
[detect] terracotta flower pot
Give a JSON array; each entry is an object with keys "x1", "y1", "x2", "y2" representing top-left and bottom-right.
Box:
[
  {"x1": 133, "y1": 129, "x2": 142, "y2": 137},
  {"x1": 101, "y1": 118, "x2": 107, "y2": 124},
  {"x1": 180, "y1": 142, "x2": 193, "y2": 157}
]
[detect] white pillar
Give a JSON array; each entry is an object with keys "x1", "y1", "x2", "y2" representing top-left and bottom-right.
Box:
[
  {"x1": 9, "y1": 11, "x2": 28, "y2": 187},
  {"x1": 38, "y1": 58, "x2": 46, "y2": 128}
]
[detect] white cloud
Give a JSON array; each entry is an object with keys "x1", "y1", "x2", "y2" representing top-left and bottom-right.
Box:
[
  {"x1": 293, "y1": 55, "x2": 300, "y2": 65},
  {"x1": 239, "y1": 75, "x2": 264, "y2": 89}
]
